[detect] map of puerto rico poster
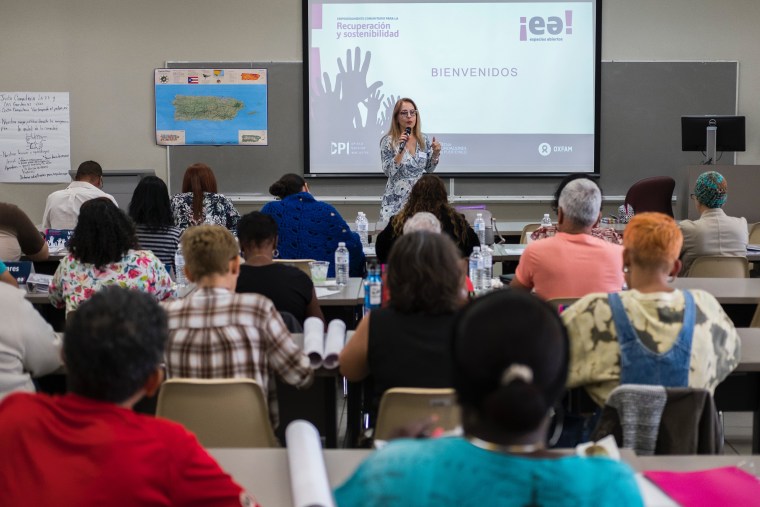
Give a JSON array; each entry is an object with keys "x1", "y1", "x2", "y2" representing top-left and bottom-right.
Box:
[{"x1": 154, "y1": 69, "x2": 268, "y2": 145}]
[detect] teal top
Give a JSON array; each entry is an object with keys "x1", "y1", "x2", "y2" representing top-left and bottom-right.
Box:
[
  {"x1": 334, "y1": 437, "x2": 643, "y2": 507},
  {"x1": 0, "y1": 260, "x2": 6, "y2": 276}
]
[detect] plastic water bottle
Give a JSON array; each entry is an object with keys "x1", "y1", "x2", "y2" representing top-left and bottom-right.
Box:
[
  {"x1": 363, "y1": 263, "x2": 382, "y2": 314},
  {"x1": 356, "y1": 212, "x2": 369, "y2": 247},
  {"x1": 474, "y1": 213, "x2": 486, "y2": 246},
  {"x1": 335, "y1": 242, "x2": 350, "y2": 286},
  {"x1": 481, "y1": 246, "x2": 492, "y2": 290},
  {"x1": 541, "y1": 213, "x2": 553, "y2": 227},
  {"x1": 469, "y1": 246, "x2": 483, "y2": 291},
  {"x1": 174, "y1": 250, "x2": 187, "y2": 287}
]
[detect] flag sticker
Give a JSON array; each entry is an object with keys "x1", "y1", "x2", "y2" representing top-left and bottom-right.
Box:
[{"x1": 187, "y1": 76, "x2": 199, "y2": 84}]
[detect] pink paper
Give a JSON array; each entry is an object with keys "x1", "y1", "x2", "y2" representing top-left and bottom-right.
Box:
[{"x1": 644, "y1": 467, "x2": 760, "y2": 507}]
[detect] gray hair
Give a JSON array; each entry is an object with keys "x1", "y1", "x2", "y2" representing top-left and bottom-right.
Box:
[
  {"x1": 558, "y1": 178, "x2": 601, "y2": 227},
  {"x1": 403, "y1": 212, "x2": 442, "y2": 234}
]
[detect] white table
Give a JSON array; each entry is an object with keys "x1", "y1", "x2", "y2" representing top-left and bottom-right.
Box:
[
  {"x1": 209, "y1": 448, "x2": 371, "y2": 507},
  {"x1": 670, "y1": 278, "x2": 760, "y2": 304}
]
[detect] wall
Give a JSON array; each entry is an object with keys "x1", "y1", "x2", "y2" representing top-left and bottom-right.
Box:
[{"x1": 1, "y1": 0, "x2": 759, "y2": 223}]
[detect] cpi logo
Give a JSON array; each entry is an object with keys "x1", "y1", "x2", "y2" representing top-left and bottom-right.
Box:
[
  {"x1": 520, "y1": 10, "x2": 573, "y2": 40},
  {"x1": 331, "y1": 142, "x2": 350, "y2": 155}
]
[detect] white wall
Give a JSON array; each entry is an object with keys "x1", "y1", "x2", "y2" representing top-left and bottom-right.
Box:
[{"x1": 1, "y1": 0, "x2": 759, "y2": 222}]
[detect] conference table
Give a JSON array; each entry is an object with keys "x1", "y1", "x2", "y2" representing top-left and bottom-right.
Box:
[{"x1": 209, "y1": 447, "x2": 758, "y2": 507}]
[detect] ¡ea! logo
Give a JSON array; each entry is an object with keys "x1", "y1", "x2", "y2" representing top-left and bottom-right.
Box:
[{"x1": 520, "y1": 10, "x2": 573, "y2": 41}]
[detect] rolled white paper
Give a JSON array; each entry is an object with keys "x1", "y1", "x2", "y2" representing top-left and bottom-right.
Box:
[
  {"x1": 285, "y1": 420, "x2": 336, "y2": 507},
  {"x1": 303, "y1": 317, "x2": 325, "y2": 368},
  {"x1": 322, "y1": 319, "x2": 346, "y2": 369}
]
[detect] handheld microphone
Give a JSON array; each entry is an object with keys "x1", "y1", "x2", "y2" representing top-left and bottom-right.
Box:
[{"x1": 398, "y1": 127, "x2": 412, "y2": 153}]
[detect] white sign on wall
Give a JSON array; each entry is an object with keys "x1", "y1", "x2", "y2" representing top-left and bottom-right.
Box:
[{"x1": 0, "y1": 92, "x2": 70, "y2": 183}]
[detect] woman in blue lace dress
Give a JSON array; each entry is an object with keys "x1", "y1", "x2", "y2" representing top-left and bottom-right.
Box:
[{"x1": 379, "y1": 98, "x2": 441, "y2": 221}]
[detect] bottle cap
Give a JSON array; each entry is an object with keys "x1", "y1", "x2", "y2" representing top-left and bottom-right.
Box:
[{"x1": 338, "y1": 242, "x2": 346, "y2": 246}]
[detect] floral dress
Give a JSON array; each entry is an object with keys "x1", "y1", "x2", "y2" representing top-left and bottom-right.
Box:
[
  {"x1": 170, "y1": 192, "x2": 241, "y2": 234},
  {"x1": 49, "y1": 250, "x2": 175, "y2": 314},
  {"x1": 379, "y1": 134, "x2": 439, "y2": 221}
]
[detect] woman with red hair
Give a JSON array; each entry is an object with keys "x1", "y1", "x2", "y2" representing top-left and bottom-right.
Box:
[
  {"x1": 561, "y1": 212, "x2": 740, "y2": 407},
  {"x1": 170, "y1": 163, "x2": 240, "y2": 234}
]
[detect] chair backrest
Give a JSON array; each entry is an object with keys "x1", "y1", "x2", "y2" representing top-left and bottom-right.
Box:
[
  {"x1": 749, "y1": 222, "x2": 760, "y2": 245},
  {"x1": 156, "y1": 378, "x2": 278, "y2": 448},
  {"x1": 592, "y1": 384, "x2": 722, "y2": 455},
  {"x1": 520, "y1": 223, "x2": 541, "y2": 244},
  {"x1": 686, "y1": 256, "x2": 749, "y2": 278},
  {"x1": 456, "y1": 207, "x2": 494, "y2": 245},
  {"x1": 273, "y1": 259, "x2": 316, "y2": 276},
  {"x1": 624, "y1": 176, "x2": 676, "y2": 217},
  {"x1": 547, "y1": 298, "x2": 579, "y2": 312},
  {"x1": 374, "y1": 388, "x2": 460, "y2": 441}
]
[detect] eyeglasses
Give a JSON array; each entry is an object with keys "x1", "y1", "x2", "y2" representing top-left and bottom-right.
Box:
[{"x1": 398, "y1": 110, "x2": 417, "y2": 117}]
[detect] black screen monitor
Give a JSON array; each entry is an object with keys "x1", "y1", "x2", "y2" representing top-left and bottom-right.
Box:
[{"x1": 681, "y1": 115, "x2": 746, "y2": 152}]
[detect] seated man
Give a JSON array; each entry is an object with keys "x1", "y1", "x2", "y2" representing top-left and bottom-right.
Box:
[
  {"x1": 679, "y1": 171, "x2": 748, "y2": 275},
  {"x1": 511, "y1": 178, "x2": 624, "y2": 300},
  {"x1": 0, "y1": 202, "x2": 48, "y2": 261},
  {"x1": 0, "y1": 287, "x2": 258, "y2": 506},
  {"x1": 163, "y1": 225, "x2": 313, "y2": 428},
  {"x1": 42, "y1": 160, "x2": 118, "y2": 230}
]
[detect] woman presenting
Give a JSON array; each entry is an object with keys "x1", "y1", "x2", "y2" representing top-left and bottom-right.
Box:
[{"x1": 379, "y1": 98, "x2": 442, "y2": 221}]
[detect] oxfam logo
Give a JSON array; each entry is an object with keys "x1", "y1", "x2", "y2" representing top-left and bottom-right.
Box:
[{"x1": 538, "y1": 143, "x2": 552, "y2": 156}]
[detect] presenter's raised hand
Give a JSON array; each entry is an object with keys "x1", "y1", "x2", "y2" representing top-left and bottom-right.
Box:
[
  {"x1": 337, "y1": 47, "x2": 383, "y2": 110},
  {"x1": 431, "y1": 137, "x2": 442, "y2": 157}
]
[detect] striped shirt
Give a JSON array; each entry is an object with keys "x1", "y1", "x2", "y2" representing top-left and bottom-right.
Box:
[
  {"x1": 162, "y1": 287, "x2": 314, "y2": 428},
  {"x1": 135, "y1": 224, "x2": 181, "y2": 271}
]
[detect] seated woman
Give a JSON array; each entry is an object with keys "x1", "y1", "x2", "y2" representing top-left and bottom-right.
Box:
[
  {"x1": 562, "y1": 212, "x2": 741, "y2": 407},
  {"x1": 679, "y1": 170, "x2": 748, "y2": 275},
  {"x1": 335, "y1": 290, "x2": 643, "y2": 507},
  {"x1": 374, "y1": 174, "x2": 479, "y2": 264},
  {"x1": 261, "y1": 173, "x2": 364, "y2": 278},
  {"x1": 50, "y1": 198, "x2": 175, "y2": 314},
  {"x1": 339, "y1": 232, "x2": 466, "y2": 421},
  {"x1": 170, "y1": 163, "x2": 240, "y2": 234},
  {"x1": 530, "y1": 174, "x2": 623, "y2": 244},
  {"x1": 128, "y1": 176, "x2": 181, "y2": 273},
  {"x1": 236, "y1": 211, "x2": 324, "y2": 324}
]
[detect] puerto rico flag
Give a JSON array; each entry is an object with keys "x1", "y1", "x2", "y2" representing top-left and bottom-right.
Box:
[{"x1": 187, "y1": 76, "x2": 199, "y2": 84}]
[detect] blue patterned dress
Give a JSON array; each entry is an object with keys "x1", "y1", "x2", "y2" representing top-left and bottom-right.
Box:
[
  {"x1": 170, "y1": 192, "x2": 240, "y2": 234},
  {"x1": 379, "y1": 134, "x2": 439, "y2": 221}
]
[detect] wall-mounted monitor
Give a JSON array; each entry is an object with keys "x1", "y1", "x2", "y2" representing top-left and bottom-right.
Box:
[{"x1": 303, "y1": 0, "x2": 602, "y2": 177}]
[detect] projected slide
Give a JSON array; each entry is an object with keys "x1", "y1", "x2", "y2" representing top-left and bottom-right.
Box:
[{"x1": 306, "y1": 0, "x2": 598, "y2": 175}]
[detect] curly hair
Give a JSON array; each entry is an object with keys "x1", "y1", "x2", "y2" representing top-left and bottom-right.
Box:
[
  {"x1": 623, "y1": 212, "x2": 683, "y2": 270},
  {"x1": 387, "y1": 231, "x2": 463, "y2": 315},
  {"x1": 69, "y1": 198, "x2": 138, "y2": 268},
  {"x1": 392, "y1": 175, "x2": 468, "y2": 243}
]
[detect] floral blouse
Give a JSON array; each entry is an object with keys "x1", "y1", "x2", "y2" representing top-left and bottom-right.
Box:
[
  {"x1": 380, "y1": 134, "x2": 439, "y2": 221},
  {"x1": 170, "y1": 192, "x2": 241, "y2": 234},
  {"x1": 49, "y1": 250, "x2": 175, "y2": 313}
]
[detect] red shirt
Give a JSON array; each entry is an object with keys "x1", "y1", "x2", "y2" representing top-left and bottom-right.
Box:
[{"x1": 0, "y1": 393, "x2": 258, "y2": 507}]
